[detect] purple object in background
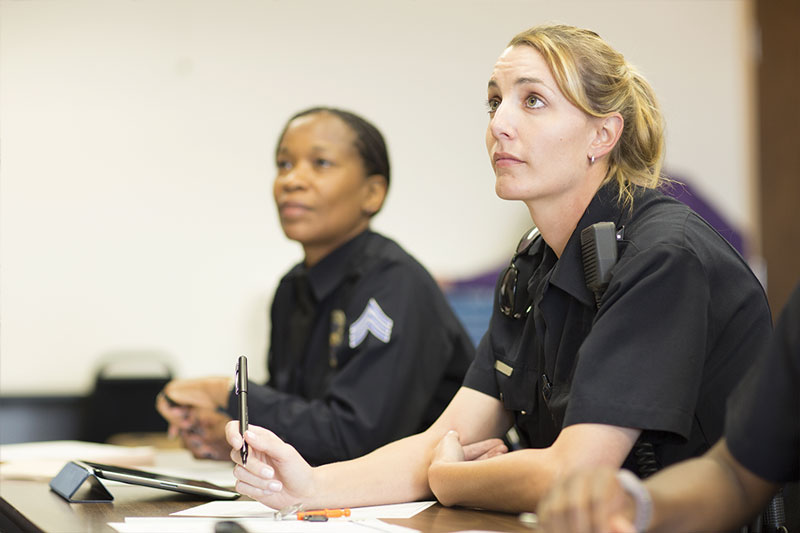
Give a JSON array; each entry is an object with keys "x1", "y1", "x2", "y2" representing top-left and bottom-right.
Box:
[{"x1": 663, "y1": 178, "x2": 747, "y2": 258}]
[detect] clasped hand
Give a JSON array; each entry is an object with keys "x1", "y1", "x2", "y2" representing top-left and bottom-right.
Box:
[
  {"x1": 427, "y1": 429, "x2": 508, "y2": 506},
  {"x1": 431, "y1": 430, "x2": 508, "y2": 465},
  {"x1": 155, "y1": 377, "x2": 232, "y2": 460}
]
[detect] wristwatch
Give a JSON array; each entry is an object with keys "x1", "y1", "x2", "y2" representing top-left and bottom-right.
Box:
[{"x1": 616, "y1": 469, "x2": 653, "y2": 532}]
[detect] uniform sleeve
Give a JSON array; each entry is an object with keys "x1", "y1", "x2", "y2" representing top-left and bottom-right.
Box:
[
  {"x1": 726, "y1": 285, "x2": 800, "y2": 483},
  {"x1": 230, "y1": 262, "x2": 469, "y2": 466},
  {"x1": 563, "y1": 243, "x2": 710, "y2": 440},
  {"x1": 463, "y1": 330, "x2": 500, "y2": 398}
]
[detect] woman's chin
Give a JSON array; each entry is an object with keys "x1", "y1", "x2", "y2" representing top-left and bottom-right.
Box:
[{"x1": 494, "y1": 183, "x2": 524, "y2": 202}]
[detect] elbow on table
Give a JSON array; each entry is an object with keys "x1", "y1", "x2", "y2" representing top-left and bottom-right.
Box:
[{"x1": 427, "y1": 462, "x2": 460, "y2": 507}]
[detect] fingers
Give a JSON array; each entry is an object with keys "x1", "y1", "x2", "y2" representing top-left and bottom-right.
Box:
[
  {"x1": 575, "y1": 472, "x2": 599, "y2": 533},
  {"x1": 185, "y1": 438, "x2": 224, "y2": 460},
  {"x1": 463, "y1": 438, "x2": 508, "y2": 461},
  {"x1": 192, "y1": 407, "x2": 231, "y2": 432},
  {"x1": 538, "y1": 472, "x2": 587, "y2": 533},
  {"x1": 474, "y1": 442, "x2": 508, "y2": 461},
  {"x1": 227, "y1": 429, "x2": 288, "y2": 500},
  {"x1": 226, "y1": 420, "x2": 245, "y2": 451},
  {"x1": 226, "y1": 424, "x2": 289, "y2": 470},
  {"x1": 233, "y1": 463, "x2": 282, "y2": 492},
  {"x1": 162, "y1": 377, "x2": 228, "y2": 409},
  {"x1": 242, "y1": 426, "x2": 295, "y2": 462},
  {"x1": 538, "y1": 468, "x2": 630, "y2": 533},
  {"x1": 162, "y1": 380, "x2": 205, "y2": 407},
  {"x1": 431, "y1": 430, "x2": 465, "y2": 465},
  {"x1": 156, "y1": 391, "x2": 190, "y2": 424},
  {"x1": 589, "y1": 470, "x2": 616, "y2": 532},
  {"x1": 156, "y1": 392, "x2": 193, "y2": 442},
  {"x1": 439, "y1": 430, "x2": 460, "y2": 448}
]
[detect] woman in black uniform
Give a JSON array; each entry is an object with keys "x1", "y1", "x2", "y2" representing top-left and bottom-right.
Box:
[
  {"x1": 222, "y1": 24, "x2": 771, "y2": 512},
  {"x1": 157, "y1": 107, "x2": 474, "y2": 465}
]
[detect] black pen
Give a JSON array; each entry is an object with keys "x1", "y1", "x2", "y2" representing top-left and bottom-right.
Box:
[
  {"x1": 215, "y1": 520, "x2": 250, "y2": 533},
  {"x1": 235, "y1": 355, "x2": 249, "y2": 464}
]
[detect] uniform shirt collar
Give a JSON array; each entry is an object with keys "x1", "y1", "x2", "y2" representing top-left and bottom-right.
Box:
[
  {"x1": 286, "y1": 229, "x2": 372, "y2": 302},
  {"x1": 548, "y1": 183, "x2": 625, "y2": 307}
]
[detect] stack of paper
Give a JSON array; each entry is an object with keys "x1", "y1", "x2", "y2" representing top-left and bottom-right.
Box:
[
  {"x1": 107, "y1": 501, "x2": 435, "y2": 533},
  {"x1": 0, "y1": 440, "x2": 155, "y2": 480},
  {"x1": 172, "y1": 501, "x2": 435, "y2": 520},
  {"x1": 109, "y1": 517, "x2": 419, "y2": 533}
]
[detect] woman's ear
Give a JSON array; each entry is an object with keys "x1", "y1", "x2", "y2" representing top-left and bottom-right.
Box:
[
  {"x1": 362, "y1": 174, "x2": 388, "y2": 216},
  {"x1": 589, "y1": 112, "x2": 624, "y2": 160}
]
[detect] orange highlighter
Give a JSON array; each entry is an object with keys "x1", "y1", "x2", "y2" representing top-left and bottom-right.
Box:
[{"x1": 296, "y1": 508, "x2": 351, "y2": 521}]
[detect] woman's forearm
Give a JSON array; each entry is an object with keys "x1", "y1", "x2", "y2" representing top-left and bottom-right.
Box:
[
  {"x1": 429, "y1": 423, "x2": 641, "y2": 513},
  {"x1": 647, "y1": 441, "x2": 778, "y2": 533},
  {"x1": 312, "y1": 430, "x2": 443, "y2": 508},
  {"x1": 429, "y1": 448, "x2": 557, "y2": 512}
]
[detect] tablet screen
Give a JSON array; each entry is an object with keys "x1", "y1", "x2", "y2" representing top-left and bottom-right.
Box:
[{"x1": 76, "y1": 460, "x2": 240, "y2": 500}]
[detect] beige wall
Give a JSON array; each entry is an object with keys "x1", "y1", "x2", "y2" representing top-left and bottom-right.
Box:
[{"x1": 0, "y1": 0, "x2": 757, "y2": 394}]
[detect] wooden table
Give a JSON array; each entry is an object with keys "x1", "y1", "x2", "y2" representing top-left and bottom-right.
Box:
[{"x1": 0, "y1": 477, "x2": 534, "y2": 533}]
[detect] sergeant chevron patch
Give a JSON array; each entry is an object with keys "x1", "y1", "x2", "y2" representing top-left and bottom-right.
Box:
[{"x1": 349, "y1": 298, "x2": 394, "y2": 348}]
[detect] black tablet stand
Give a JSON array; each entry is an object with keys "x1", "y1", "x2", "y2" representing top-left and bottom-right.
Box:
[{"x1": 49, "y1": 461, "x2": 114, "y2": 503}]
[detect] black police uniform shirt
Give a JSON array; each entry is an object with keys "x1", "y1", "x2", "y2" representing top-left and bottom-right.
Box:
[
  {"x1": 226, "y1": 229, "x2": 474, "y2": 465},
  {"x1": 726, "y1": 282, "x2": 800, "y2": 483},
  {"x1": 463, "y1": 182, "x2": 773, "y2": 473}
]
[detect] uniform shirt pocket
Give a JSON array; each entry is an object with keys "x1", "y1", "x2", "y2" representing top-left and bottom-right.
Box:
[{"x1": 494, "y1": 355, "x2": 538, "y2": 415}]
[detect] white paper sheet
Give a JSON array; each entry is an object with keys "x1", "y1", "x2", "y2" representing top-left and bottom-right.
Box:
[
  {"x1": 171, "y1": 501, "x2": 435, "y2": 520},
  {"x1": 109, "y1": 517, "x2": 419, "y2": 533},
  {"x1": 0, "y1": 440, "x2": 155, "y2": 480}
]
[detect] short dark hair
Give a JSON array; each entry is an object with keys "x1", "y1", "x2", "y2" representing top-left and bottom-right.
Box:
[{"x1": 275, "y1": 107, "x2": 391, "y2": 188}]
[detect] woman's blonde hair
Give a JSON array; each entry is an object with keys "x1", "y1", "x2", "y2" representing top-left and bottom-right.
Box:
[{"x1": 508, "y1": 24, "x2": 665, "y2": 206}]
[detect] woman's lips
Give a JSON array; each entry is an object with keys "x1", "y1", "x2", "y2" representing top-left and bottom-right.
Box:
[
  {"x1": 279, "y1": 202, "x2": 311, "y2": 218},
  {"x1": 493, "y1": 151, "x2": 525, "y2": 167}
]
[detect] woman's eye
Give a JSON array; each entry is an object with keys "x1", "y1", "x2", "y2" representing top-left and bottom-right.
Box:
[
  {"x1": 486, "y1": 98, "x2": 500, "y2": 114},
  {"x1": 276, "y1": 160, "x2": 292, "y2": 171},
  {"x1": 525, "y1": 95, "x2": 543, "y2": 109},
  {"x1": 314, "y1": 158, "x2": 332, "y2": 168}
]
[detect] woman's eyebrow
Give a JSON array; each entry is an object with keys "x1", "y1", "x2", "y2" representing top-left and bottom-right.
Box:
[
  {"x1": 487, "y1": 76, "x2": 546, "y2": 90},
  {"x1": 514, "y1": 76, "x2": 545, "y2": 86}
]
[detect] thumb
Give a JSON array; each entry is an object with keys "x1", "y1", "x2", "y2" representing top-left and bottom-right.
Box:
[
  {"x1": 165, "y1": 377, "x2": 230, "y2": 409},
  {"x1": 443, "y1": 430, "x2": 460, "y2": 444},
  {"x1": 225, "y1": 420, "x2": 243, "y2": 447},
  {"x1": 163, "y1": 385, "x2": 212, "y2": 408}
]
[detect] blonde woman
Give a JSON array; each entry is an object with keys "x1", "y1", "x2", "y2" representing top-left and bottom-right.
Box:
[{"x1": 223, "y1": 25, "x2": 771, "y2": 513}]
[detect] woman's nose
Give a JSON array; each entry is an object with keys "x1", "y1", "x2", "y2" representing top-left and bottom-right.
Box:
[
  {"x1": 489, "y1": 102, "x2": 515, "y2": 140},
  {"x1": 278, "y1": 164, "x2": 310, "y2": 190}
]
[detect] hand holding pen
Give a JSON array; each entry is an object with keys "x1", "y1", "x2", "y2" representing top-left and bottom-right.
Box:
[
  {"x1": 235, "y1": 355, "x2": 249, "y2": 464},
  {"x1": 225, "y1": 422, "x2": 318, "y2": 512}
]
